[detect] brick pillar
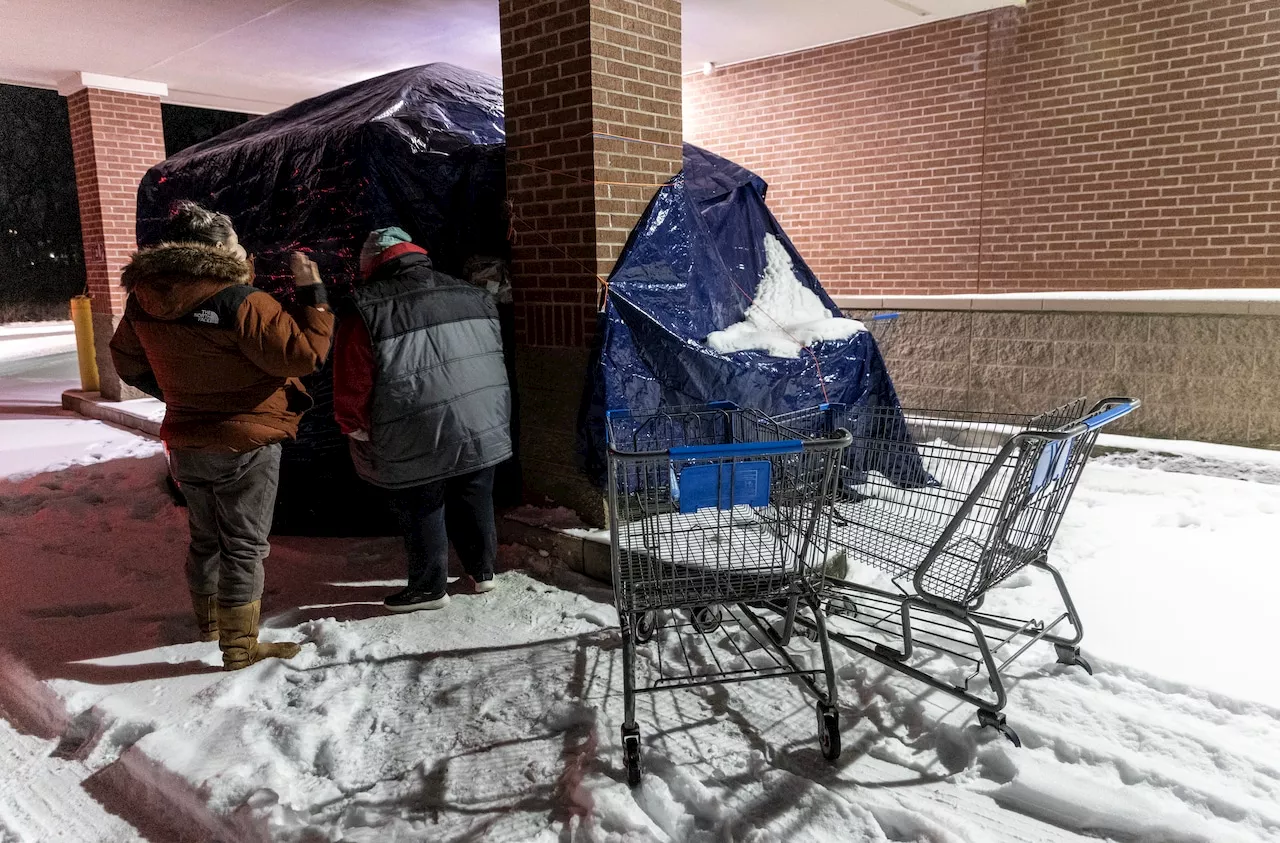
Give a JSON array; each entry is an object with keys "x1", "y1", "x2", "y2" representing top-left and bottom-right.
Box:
[
  {"x1": 500, "y1": 0, "x2": 682, "y2": 521},
  {"x1": 61, "y1": 74, "x2": 168, "y2": 401}
]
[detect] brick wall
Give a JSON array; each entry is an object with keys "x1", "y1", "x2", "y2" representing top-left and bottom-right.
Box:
[
  {"x1": 860, "y1": 308, "x2": 1280, "y2": 446},
  {"x1": 500, "y1": 0, "x2": 682, "y2": 520},
  {"x1": 501, "y1": 0, "x2": 682, "y2": 347},
  {"x1": 685, "y1": 0, "x2": 1280, "y2": 295},
  {"x1": 67, "y1": 88, "x2": 165, "y2": 317},
  {"x1": 588, "y1": 0, "x2": 683, "y2": 288},
  {"x1": 501, "y1": 0, "x2": 598, "y2": 348},
  {"x1": 66, "y1": 87, "x2": 165, "y2": 400}
]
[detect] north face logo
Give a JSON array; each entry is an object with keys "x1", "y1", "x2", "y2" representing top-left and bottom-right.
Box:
[{"x1": 192, "y1": 310, "x2": 219, "y2": 325}]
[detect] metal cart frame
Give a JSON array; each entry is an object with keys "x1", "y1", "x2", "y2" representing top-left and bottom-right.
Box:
[
  {"x1": 605, "y1": 403, "x2": 852, "y2": 784},
  {"x1": 777, "y1": 397, "x2": 1139, "y2": 745}
]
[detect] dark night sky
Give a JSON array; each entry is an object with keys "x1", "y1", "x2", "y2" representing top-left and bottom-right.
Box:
[{"x1": 0, "y1": 84, "x2": 250, "y2": 307}]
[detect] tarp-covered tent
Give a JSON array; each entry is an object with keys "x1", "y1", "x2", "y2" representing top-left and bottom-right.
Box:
[
  {"x1": 137, "y1": 62, "x2": 922, "y2": 532},
  {"x1": 136, "y1": 64, "x2": 515, "y2": 534},
  {"x1": 579, "y1": 145, "x2": 928, "y2": 488}
]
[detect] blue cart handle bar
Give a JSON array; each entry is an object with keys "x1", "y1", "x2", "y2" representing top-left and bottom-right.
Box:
[
  {"x1": 1069, "y1": 397, "x2": 1141, "y2": 435},
  {"x1": 1012, "y1": 397, "x2": 1141, "y2": 445}
]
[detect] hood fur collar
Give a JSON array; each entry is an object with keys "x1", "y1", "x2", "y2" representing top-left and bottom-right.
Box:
[{"x1": 121, "y1": 242, "x2": 251, "y2": 292}]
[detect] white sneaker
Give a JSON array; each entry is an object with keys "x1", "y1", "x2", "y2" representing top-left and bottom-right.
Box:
[{"x1": 472, "y1": 576, "x2": 497, "y2": 594}]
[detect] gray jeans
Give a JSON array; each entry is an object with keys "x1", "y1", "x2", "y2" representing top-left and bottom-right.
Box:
[{"x1": 169, "y1": 444, "x2": 281, "y2": 607}]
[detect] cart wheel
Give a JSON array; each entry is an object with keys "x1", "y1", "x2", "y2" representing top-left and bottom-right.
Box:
[
  {"x1": 633, "y1": 611, "x2": 660, "y2": 644},
  {"x1": 1054, "y1": 643, "x2": 1093, "y2": 675},
  {"x1": 622, "y1": 725, "x2": 642, "y2": 787},
  {"x1": 690, "y1": 605, "x2": 722, "y2": 634},
  {"x1": 977, "y1": 709, "x2": 1022, "y2": 748},
  {"x1": 817, "y1": 703, "x2": 841, "y2": 761}
]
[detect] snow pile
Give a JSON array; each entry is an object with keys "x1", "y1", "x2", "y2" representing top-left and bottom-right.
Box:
[
  {"x1": 707, "y1": 234, "x2": 864, "y2": 358},
  {"x1": 0, "y1": 321, "x2": 76, "y2": 364},
  {"x1": 0, "y1": 418, "x2": 162, "y2": 481}
]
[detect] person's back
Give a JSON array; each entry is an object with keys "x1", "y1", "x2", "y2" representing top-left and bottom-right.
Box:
[
  {"x1": 333, "y1": 228, "x2": 512, "y2": 612},
  {"x1": 117, "y1": 242, "x2": 330, "y2": 450},
  {"x1": 345, "y1": 255, "x2": 511, "y2": 488},
  {"x1": 110, "y1": 201, "x2": 334, "y2": 669}
]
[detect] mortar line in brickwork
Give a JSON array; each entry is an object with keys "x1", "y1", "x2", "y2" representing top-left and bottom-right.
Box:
[
  {"x1": 509, "y1": 159, "x2": 669, "y2": 188},
  {"x1": 507, "y1": 131, "x2": 684, "y2": 154},
  {"x1": 589, "y1": 132, "x2": 685, "y2": 150}
]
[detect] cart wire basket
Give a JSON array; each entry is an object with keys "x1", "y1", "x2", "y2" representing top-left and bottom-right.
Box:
[
  {"x1": 606, "y1": 402, "x2": 852, "y2": 784},
  {"x1": 775, "y1": 396, "x2": 1139, "y2": 745}
]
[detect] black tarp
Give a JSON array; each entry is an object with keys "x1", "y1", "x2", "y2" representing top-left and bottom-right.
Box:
[{"x1": 137, "y1": 64, "x2": 514, "y2": 534}]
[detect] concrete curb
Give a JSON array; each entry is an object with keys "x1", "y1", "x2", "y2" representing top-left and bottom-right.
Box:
[
  {"x1": 499, "y1": 514, "x2": 613, "y2": 586},
  {"x1": 61, "y1": 390, "x2": 163, "y2": 438}
]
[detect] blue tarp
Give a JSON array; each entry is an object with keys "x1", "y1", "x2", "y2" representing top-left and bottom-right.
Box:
[{"x1": 580, "y1": 145, "x2": 929, "y2": 488}]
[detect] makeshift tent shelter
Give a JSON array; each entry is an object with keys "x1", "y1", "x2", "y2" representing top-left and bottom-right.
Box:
[
  {"x1": 579, "y1": 145, "x2": 927, "y2": 489},
  {"x1": 136, "y1": 64, "x2": 515, "y2": 534}
]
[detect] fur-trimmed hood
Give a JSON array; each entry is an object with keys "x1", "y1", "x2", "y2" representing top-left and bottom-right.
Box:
[{"x1": 121, "y1": 242, "x2": 253, "y2": 321}]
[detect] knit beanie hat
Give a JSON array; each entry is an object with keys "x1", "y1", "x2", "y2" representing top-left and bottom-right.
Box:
[{"x1": 359, "y1": 227, "x2": 414, "y2": 277}]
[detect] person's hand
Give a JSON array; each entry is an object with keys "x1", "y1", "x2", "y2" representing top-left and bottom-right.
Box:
[{"x1": 290, "y1": 252, "x2": 322, "y2": 287}]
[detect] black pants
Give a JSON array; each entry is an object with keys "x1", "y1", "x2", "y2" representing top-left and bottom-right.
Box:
[{"x1": 388, "y1": 467, "x2": 498, "y2": 596}]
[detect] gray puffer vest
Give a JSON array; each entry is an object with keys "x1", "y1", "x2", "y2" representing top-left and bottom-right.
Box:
[{"x1": 347, "y1": 253, "x2": 512, "y2": 489}]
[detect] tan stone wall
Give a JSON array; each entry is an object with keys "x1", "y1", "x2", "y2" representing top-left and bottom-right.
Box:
[{"x1": 857, "y1": 309, "x2": 1280, "y2": 447}]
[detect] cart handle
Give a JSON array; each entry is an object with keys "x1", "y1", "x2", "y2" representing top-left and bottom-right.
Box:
[
  {"x1": 910, "y1": 396, "x2": 1139, "y2": 604},
  {"x1": 1072, "y1": 397, "x2": 1140, "y2": 433},
  {"x1": 1017, "y1": 397, "x2": 1141, "y2": 442}
]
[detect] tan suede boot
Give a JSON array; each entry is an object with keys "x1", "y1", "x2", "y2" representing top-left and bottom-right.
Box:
[
  {"x1": 191, "y1": 592, "x2": 219, "y2": 642},
  {"x1": 218, "y1": 601, "x2": 301, "y2": 671}
]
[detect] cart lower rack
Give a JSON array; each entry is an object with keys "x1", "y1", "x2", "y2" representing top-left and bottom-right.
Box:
[
  {"x1": 776, "y1": 396, "x2": 1139, "y2": 745},
  {"x1": 606, "y1": 403, "x2": 851, "y2": 784}
]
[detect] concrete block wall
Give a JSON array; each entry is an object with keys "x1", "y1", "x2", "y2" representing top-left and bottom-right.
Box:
[{"x1": 862, "y1": 309, "x2": 1280, "y2": 446}]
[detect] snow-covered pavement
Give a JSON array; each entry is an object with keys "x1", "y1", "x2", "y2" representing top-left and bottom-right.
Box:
[{"x1": 1, "y1": 337, "x2": 1279, "y2": 842}]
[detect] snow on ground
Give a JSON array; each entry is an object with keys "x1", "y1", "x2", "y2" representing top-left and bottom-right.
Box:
[
  {"x1": 0, "y1": 321, "x2": 76, "y2": 364},
  {"x1": 707, "y1": 235, "x2": 864, "y2": 358},
  {"x1": 0, "y1": 337, "x2": 163, "y2": 482},
  {"x1": 2, "y1": 346, "x2": 1280, "y2": 840}
]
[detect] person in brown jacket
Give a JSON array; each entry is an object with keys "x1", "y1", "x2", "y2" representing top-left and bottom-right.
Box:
[{"x1": 110, "y1": 201, "x2": 334, "y2": 670}]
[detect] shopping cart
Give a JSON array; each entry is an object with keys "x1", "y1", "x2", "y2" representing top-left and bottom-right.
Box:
[
  {"x1": 606, "y1": 402, "x2": 852, "y2": 785},
  {"x1": 776, "y1": 397, "x2": 1139, "y2": 745}
]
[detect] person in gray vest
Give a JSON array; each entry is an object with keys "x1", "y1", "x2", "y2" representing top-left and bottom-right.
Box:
[{"x1": 332, "y1": 227, "x2": 513, "y2": 612}]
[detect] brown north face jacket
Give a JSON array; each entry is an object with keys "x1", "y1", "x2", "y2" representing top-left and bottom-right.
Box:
[{"x1": 109, "y1": 242, "x2": 335, "y2": 452}]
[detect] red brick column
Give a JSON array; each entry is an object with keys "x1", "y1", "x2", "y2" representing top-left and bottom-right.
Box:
[
  {"x1": 500, "y1": 0, "x2": 682, "y2": 519},
  {"x1": 63, "y1": 77, "x2": 167, "y2": 400}
]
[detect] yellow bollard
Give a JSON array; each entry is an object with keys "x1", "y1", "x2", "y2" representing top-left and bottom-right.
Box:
[{"x1": 69, "y1": 295, "x2": 100, "y2": 393}]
